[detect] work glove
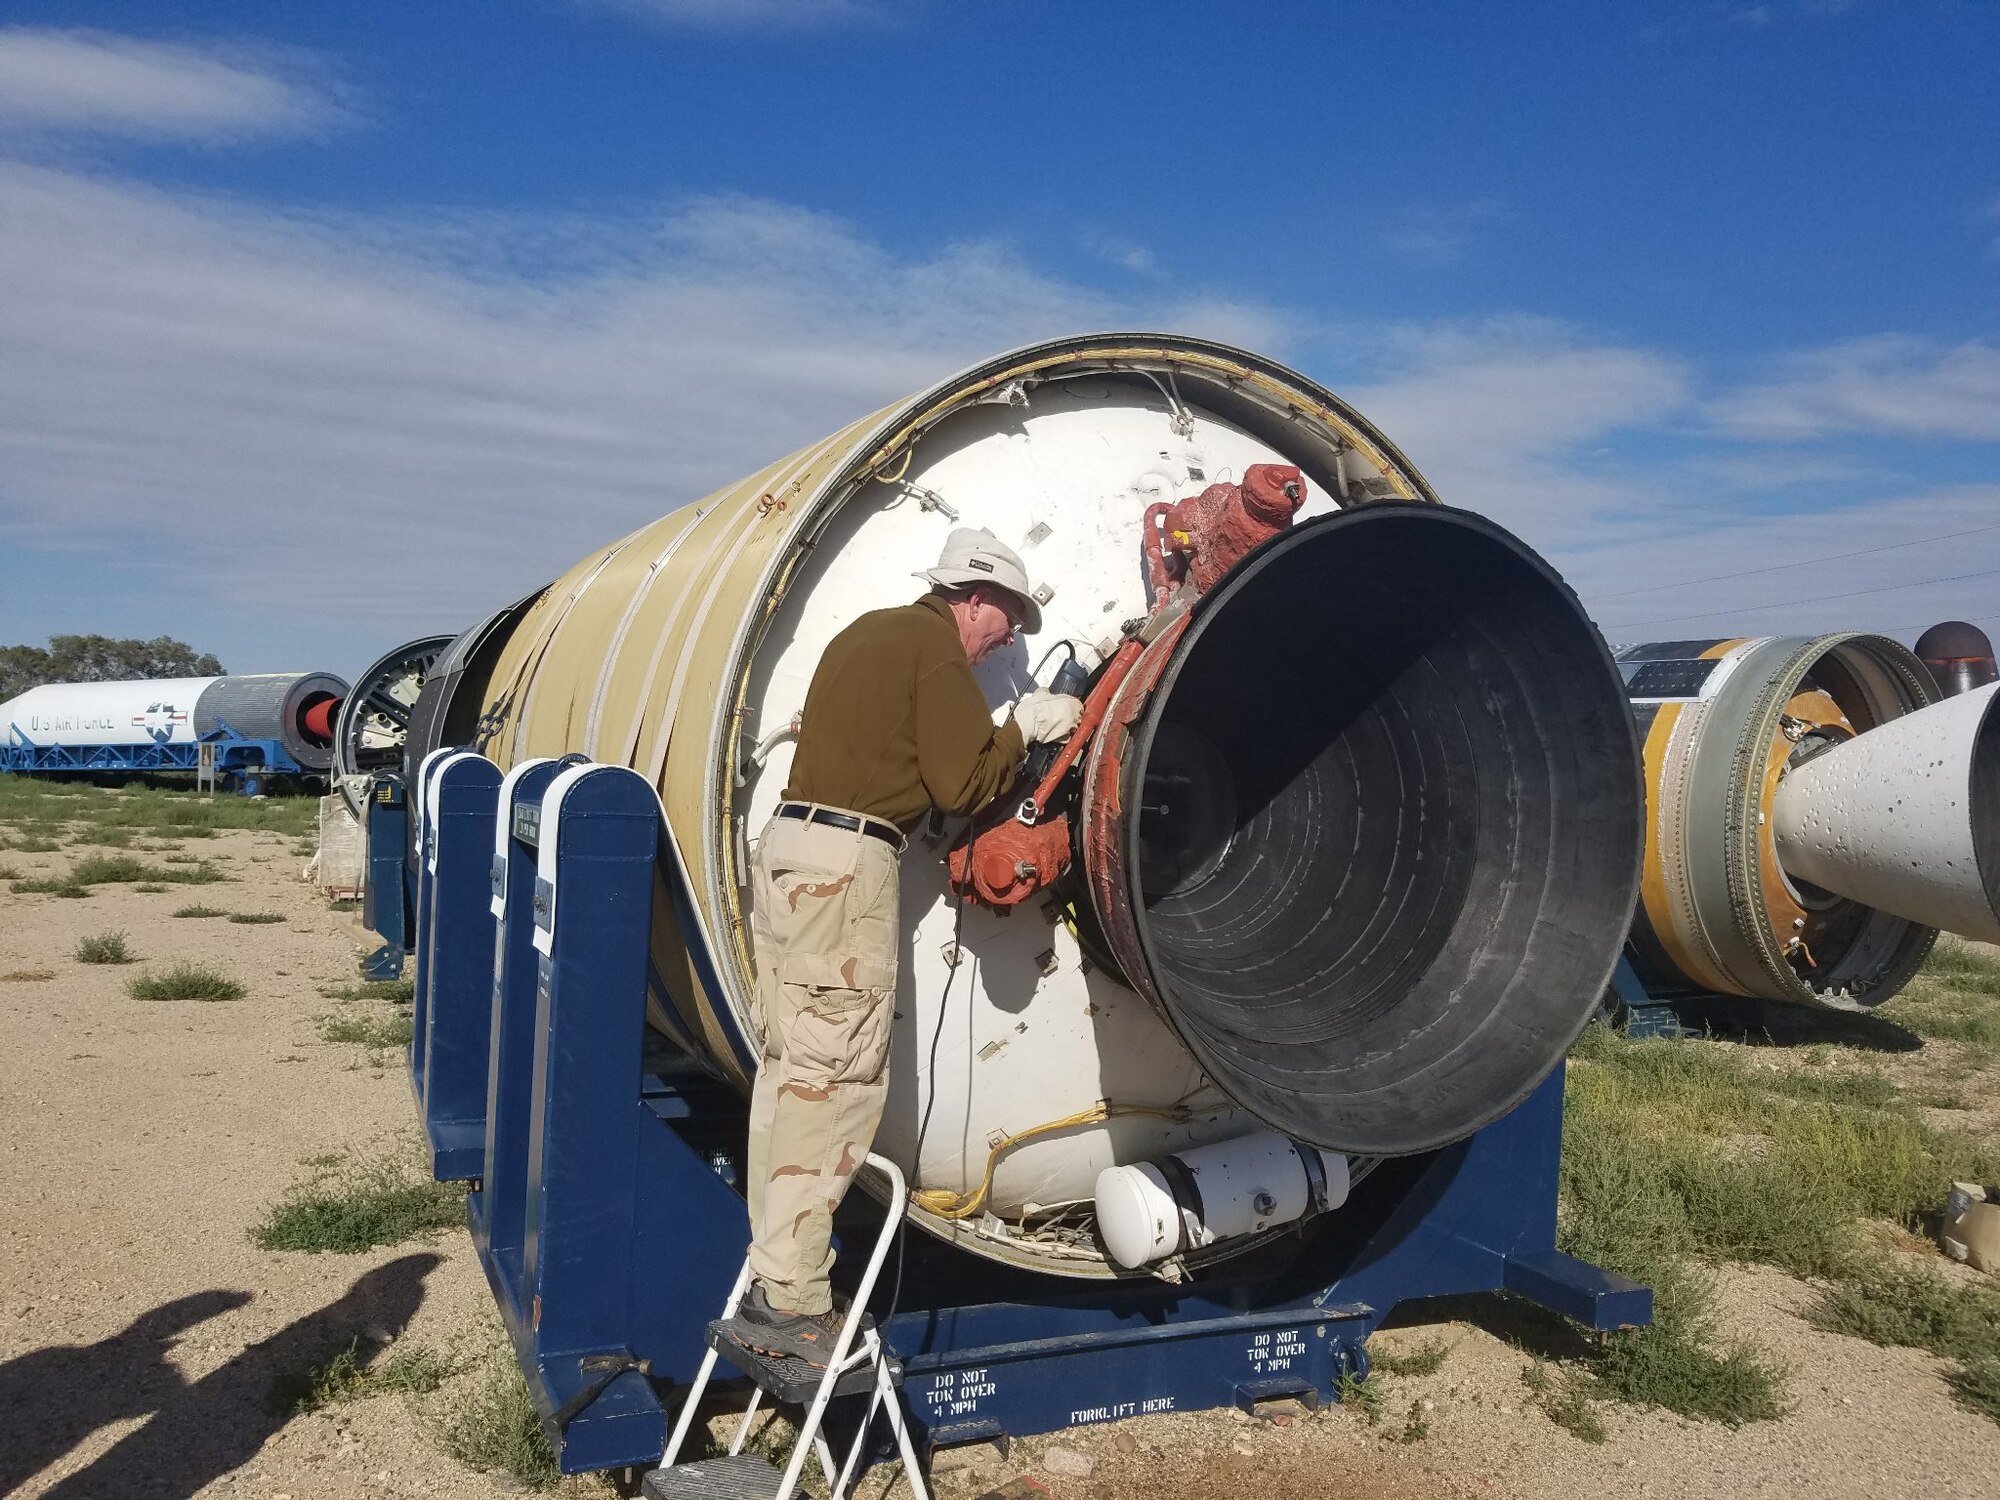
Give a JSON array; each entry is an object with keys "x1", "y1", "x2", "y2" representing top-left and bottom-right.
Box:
[{"x1": 1013, "y1": 689, "x2": 1084, "y2": 746}]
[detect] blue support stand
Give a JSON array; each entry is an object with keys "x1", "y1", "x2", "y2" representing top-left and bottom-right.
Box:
[
  {"x1": 405, "y1": 756, "x2": 1653, "y2": 1477},
  {"x1": 362, "y1": 774, "x2": 414, "y2": 980},
  {"x1": 1, "y1": 722, "x2": 305, "y2": 787},
  {"x1": 410, "y1": 751, "x2": 505, "y2": 1181},
  {"x1": 1601, "y1": 952, "x2": 1691, "y2": 1038}
]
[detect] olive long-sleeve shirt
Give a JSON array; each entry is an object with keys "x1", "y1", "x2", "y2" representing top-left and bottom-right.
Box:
[{"x1": 784, "y1": 593, "x2": 1026, "y2": 831}]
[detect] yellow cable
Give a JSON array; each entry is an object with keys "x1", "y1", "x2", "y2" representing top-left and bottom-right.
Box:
[
  {"x1": 910, "y1": 1103, "x2": 1192, "y2": 1221},
  {"x1": 869, "y1": 445, "x2": 914, "y2": 486}
]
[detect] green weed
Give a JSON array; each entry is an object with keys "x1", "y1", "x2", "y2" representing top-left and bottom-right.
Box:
[
  {"x1": 1335, "y1": 1368, "x2": 1381, "y2": 1424},
  {"x1": 1805, "y1": 1264, "x2": 2000, "y2": 1424},
  {"x1": 7, "y1": 836, "x2": 61, "y2": 853},
  {"x1": 435, "y1": 1347, "x2": 560, "y2": 1489},
  {"x1": 1881, "y1": 942, "x2": 2000, "y2": 1047},
  {"x1": 12, "y1": 877, "x2": 89, "y2": 897},
  {"x1": 67, "y1": 826, "x2": 134, "y2": 848},
  {"x1": 1368, "y1": 1336, "x2": 1450, "y2": 1378},
  {"x1": 131, "y1": 882, "x2": 168, "y2": 894},
  {"x1": 75, "y1": 930, "x2": 134, "y2": 965},
  {"x1": 68, "y1": 852, "x2": 224, "y2": 886},
  {"x1": 0, "y1": 778, "x2": 316, "y2": 838},
  {"x1": 1564, "y1": 1024, "x2": 1996, "y2": 1278},
  {"x1": 288, "y1": 1338, "x2": 455, "y2": 1414},
  {"x1": 171, "y1": 904, "x2": 227, "y2": 919},
  {"x1": 228, "y1": 911, "x2": 287, "y2": 924},
  {"x1": 1396, "y1": 1400, "x2": 1430, "y2": 1443},
  {"x1": 127, "y1": 962, "x2": 244, "y2": 1002},
  {"x1": 319, "y1": 1013, "x2": 415, "y2": 1048},
  {"x1": 1951, "y1": 1357, "x2": 2000, "y2": 1425},
  {"x1": 1522, "y1": 1361, "x2": 1608, "y2": 1443},
  {"x1": 320, "y1": 978, "x2": 416, "y2": 1003},
  {"x1": 253, "y1": 1148, "x2": 463, "y2": 1254}
]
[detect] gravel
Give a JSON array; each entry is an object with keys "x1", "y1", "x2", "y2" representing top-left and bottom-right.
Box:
[{"x1": 2, "y1": 821, "x2": 1995, "y2": 1498}]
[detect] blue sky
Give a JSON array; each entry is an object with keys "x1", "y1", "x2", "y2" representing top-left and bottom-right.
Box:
[{"x1": 0, "y1": 1, "x2": 1996, "y2": 674}]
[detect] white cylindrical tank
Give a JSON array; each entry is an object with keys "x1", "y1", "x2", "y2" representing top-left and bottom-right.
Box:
[
  {"x1": 1, "y1": 673, "x2": 349, "y2": 771},
  {"x1": 1094, "y1": 1133, "x2": 1351, "y2": 1271},
  {"x1": 2, "y1": 677, "x2": 220, "y2": 749}
]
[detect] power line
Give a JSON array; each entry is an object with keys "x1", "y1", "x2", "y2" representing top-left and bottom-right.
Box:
[
  {"x1": 1581, "y1": 520, "x2": 2000, "y2": 602},
  {"x1": 1869, "y1": 609, "x2": 2000, "y2": 637},
  {"x1": 1598, "y1": 565, "x2": 2000, "y2": 633}
]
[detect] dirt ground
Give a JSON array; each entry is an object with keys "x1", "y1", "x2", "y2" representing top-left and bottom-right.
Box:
[{"x1": 3, "y1": 810, "x2": 1998, "y2": 1499}]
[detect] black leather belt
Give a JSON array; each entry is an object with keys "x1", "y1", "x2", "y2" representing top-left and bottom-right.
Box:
[{"x1": 776, "y1": 802, "x2": 903, "y2": 849}]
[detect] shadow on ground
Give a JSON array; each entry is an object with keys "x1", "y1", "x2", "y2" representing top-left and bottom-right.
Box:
[{"x1": 0, "y1": 1252, "x2": 440, "y2": 1498}]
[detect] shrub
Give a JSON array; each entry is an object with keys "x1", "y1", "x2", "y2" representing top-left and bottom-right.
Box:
[
  {"x1": 1806, "y1": 1265, "x2": 2000, "y2": 1424},
  {"x1": 287, "y1": 1338, "x2": 454, "y2": 1414},
  {"x1": 127, "y1": 962, "x2": 244, "y2": 1002},
  {"x1": 319, "y1": 1013, "x2": 415, "y2": 1048},
  {"x1": 435, "y1": 1348, "x2": 560, "y2": 1489},
  {"x1": 13, "y1": 876, "x2": 89, "y2": 897},
  {"x1": 1368, "y1": 1336, "x2": 1451, "y2": 1377},
  {"x1": 254, "y1": 1149, "x2": 463, "y2": 1254},
  {"x1": 75, "y1": 931, "x2": 134, "y2": 965},
  {"x1": 68, "y1": 853, "x2": 225, "y2": 886},
  {"x1": 320, "y1": 978, "x2": 416, "y2": 1003}
]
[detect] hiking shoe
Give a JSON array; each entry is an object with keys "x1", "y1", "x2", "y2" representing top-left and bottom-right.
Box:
[{"x1": 724, "y1": 1284, "x2": 872, "y2": 1368}]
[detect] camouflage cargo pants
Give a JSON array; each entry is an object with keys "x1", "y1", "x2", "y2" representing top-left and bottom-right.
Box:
[{"x1": 745, "y1": 809, "x2": 902, "y2": 1315}]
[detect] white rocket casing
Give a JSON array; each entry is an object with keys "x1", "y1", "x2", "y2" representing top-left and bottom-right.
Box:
[
  {"x1": 423, "y1": 333, "x2": 1647, "y2": 1276},
  {"x1": 1772, "y1": 681, "x2": 2000, "y2": 944},
  {"x1": 2, "y1": 677, "x2": 219, "y2": 748}
]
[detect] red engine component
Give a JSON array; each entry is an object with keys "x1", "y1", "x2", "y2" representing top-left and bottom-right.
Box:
[
  {"x1": 951, "y1": 459, "x2": 1301, "y2": 911},
  {"x1": 949, "y1": 638, "x2": 1146, "y2": 908},
  {"x1": 948, "y1": 815, "x2": 1076, "y2": 906},
  {"x1": 302, "y1": 695, "x2": 341, "y2": 743},
  {"x1": 1143, "y1": 462, "x2": 1305, "y2": 600}
]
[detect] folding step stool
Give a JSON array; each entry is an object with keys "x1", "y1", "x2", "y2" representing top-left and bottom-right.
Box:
[{"x1": 646, "y1": 1153, "x2": 932, "y2": 1500}]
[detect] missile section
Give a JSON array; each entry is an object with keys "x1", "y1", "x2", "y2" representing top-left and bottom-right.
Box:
[
  {"x1": 410, "y1": 332, "x2": 1644, "y2": 1276},
  {"x1": 1772, "y1": 682, "x2": 2000, "y2": 945},
  {"x1": 1620, "y1": 634, "x2": 1951, "y2": 1009},
  {"x1": 2, "y1": 672, "x2": 348, "y2": 772}
]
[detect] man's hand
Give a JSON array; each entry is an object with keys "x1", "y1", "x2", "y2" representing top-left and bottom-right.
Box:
[{"x1": 1013, "y1": 689, "x2": 1084, "y2": 746}]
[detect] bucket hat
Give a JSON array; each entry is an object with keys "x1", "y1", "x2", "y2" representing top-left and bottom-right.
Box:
[{"x1": 917, "y1": 527, "x2": 1042, "y2": 635}]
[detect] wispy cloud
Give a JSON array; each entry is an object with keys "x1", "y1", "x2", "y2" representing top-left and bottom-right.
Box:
[
  {"x1": 0, "y1": 163, "x2": 1281, "y2": 664},
  {"x1": 589, "y1": 0, "x2": 889, "y2": 29},
  {"x1": 1082, "y1": 230, "x2": 1162, "y2": 278},
  {"x1": 1380, "y1": 198, "x2": 1509, "y2": 267},
  {"x1": 0, "y1": 28, "x2": 347, "y2": 142},
  {"x1": 1710, "y1": 335, "x2": 2000, "y2": 441},
  {"x1": 1336, "y1": 319, "x2": 2000, "y2": 645},
  {"x1": 1350, "y1": 316, "x2": 1690, "y2": 477}
]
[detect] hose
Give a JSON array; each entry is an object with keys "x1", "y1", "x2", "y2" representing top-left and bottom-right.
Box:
[{"x1": 910, "y1": 1102, "x2": 1193, "y2": 1222}]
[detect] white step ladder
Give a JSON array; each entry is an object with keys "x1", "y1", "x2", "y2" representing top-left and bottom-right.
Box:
[{"x1": 646, "y1": 1154, "x2": 931, "y2": 1500}]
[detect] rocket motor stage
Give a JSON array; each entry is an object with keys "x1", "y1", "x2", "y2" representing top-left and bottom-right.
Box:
[{"x1": 406, "y1": 333, "x2": 1646, "y2": 1278}]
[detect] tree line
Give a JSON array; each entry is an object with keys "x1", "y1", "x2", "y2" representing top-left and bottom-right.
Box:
[{"x1": 0, "y1": 636, "x2": 226, "y2": 700}]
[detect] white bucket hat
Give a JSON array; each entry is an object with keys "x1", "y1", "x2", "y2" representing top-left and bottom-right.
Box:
[{"x1": 917, "y1": 527, "x2": 1043, "y2": 635}]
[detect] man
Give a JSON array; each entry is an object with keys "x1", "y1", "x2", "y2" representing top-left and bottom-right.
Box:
[{"x1": 728, "y1": 527, "x2": 1083, "y2": 1364}]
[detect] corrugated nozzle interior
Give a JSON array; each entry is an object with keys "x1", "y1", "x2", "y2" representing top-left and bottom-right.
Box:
[{"x1": 1119, "y1": 506, "x2": 1644, "y2": 1156}]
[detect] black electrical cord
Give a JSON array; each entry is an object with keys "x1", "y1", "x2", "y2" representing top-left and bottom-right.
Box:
[
  {"x1": 1033, "y1": 639, "x2": 1078, "y2": 679},
  {"x1": 876, "y1": 830, "x2": 975, "y2": 1341}
]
